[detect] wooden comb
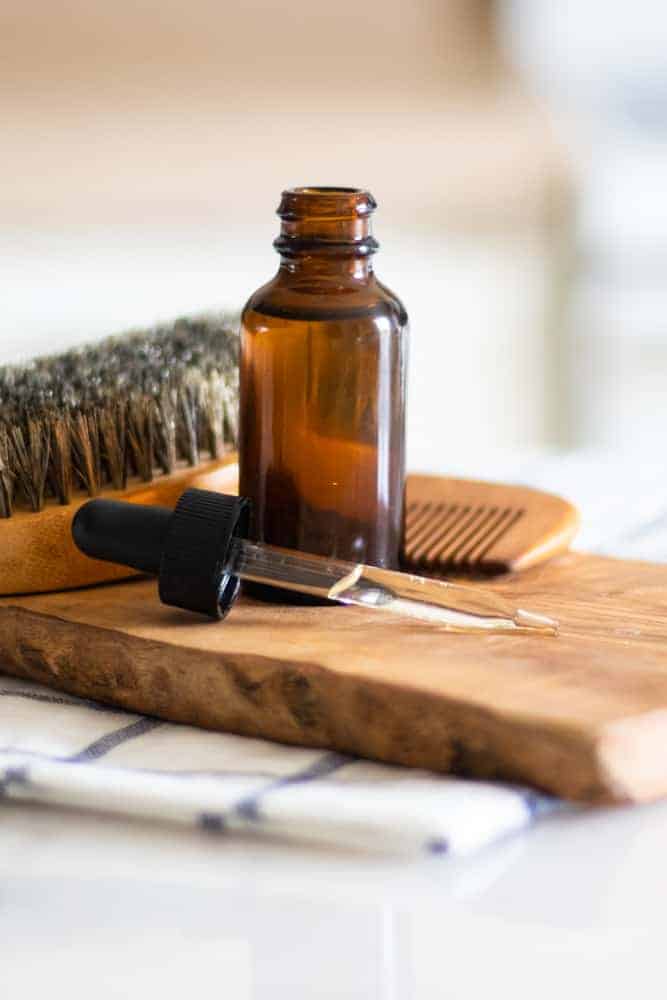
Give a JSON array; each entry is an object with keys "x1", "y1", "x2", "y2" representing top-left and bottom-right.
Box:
[{"x1": 403, "y1": 475, "x2": 579, "y2": 576}]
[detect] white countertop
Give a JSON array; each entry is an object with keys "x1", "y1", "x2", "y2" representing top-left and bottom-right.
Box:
[{"x1": 2, "y1": 795, "x2": 667, "y2": 998}]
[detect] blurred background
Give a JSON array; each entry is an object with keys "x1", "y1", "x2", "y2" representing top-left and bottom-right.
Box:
[{"x1": 3, "y1": 0, "x2": 667, "y2": 473}]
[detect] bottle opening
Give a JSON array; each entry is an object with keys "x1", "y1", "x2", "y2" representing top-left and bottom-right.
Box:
[
  {"x1": 291, "y1": 186, "x2": 362, "y2": 195},
  {"x1": 278, "y1": 187, "x2": 377, "y2": 222}
]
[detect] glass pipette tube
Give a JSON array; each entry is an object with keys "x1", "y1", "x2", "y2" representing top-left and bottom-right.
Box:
[{"x1": 226, "y1": 538, "x2": 558, "y2": 635}]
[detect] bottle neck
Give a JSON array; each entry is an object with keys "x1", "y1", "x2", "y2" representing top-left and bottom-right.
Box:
[
  {"x1": 279, "y1": 254, "x2": 374, "y2": 281},
  {"x1": 273, "y1": 187, "x2": 378, "y2": 283}
]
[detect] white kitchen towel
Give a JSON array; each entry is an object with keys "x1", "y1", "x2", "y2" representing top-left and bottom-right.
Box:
[{"x1": 0, "y1": 675, "x2": 555, "y2": 856}]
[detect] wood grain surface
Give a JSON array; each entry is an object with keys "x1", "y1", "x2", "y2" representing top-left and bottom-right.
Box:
[{"x1": 1, "y1": 551, "x2": 667, "y2": 803}]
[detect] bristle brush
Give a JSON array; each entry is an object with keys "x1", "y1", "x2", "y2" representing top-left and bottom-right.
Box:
[{"x1": 0, "y1": 315, "x2": 239, "y2": 594}]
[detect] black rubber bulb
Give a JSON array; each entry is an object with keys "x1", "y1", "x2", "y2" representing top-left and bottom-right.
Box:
[
  {"x1": 72, "y1": 489, "x2": 251, "y2": 619},
  {"x1": 72, "y1": 499, "x2": 172, "y2": 575}
]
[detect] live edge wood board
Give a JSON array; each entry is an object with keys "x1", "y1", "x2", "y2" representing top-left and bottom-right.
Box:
[{"x1": 1, "y1": 551, "x2": 667, "y2": 804}]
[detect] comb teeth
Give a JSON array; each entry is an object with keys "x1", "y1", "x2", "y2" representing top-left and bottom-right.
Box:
[
  {"x1": 0, "y1": 315, "x2": 239, "y2": 517},
  {"x1": 403, "y1": 501, "x2": 525, "y2": 573}
]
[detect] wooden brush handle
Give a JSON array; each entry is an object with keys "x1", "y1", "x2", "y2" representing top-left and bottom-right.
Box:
[{"x1": 0, "y1": 456, "x2": 239, "y2": 596}]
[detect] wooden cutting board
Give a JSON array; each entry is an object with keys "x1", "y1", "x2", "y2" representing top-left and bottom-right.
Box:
[{"x1": 1, "y1": 550, "x2": 667, "y2": 804}]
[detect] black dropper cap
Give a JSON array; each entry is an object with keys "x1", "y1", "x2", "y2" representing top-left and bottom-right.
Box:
[{"x1": 72, "y1": 488, "x2": 251, "y2": 619}]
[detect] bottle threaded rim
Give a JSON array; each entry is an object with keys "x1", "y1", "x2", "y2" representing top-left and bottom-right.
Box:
[{"x1": 278, "y1": 187, "x2": 377, "y2": 221}]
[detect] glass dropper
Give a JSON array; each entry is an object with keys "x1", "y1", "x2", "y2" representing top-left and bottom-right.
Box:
[
  {"x1": 72, "y1": 489, "x2": 558, "y2": 636},
  {"x1": 227, "y1": 537, "x2": 557, "y2": 635}
]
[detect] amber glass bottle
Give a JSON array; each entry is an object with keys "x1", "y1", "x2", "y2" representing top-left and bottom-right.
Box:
[{"x1": 239, "y1": 187, "x2": 408, "y2": 597}]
